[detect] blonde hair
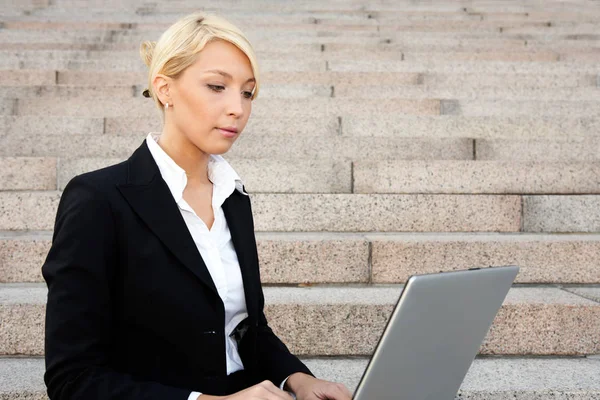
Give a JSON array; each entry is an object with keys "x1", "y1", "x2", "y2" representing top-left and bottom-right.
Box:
[{"x1": 139, "y1": 12, "x2": 260, "y2": 116}]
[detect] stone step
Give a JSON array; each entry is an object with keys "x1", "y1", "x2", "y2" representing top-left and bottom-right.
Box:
[
  {"x1": 307, "y1": 357, "x2": 600, "y2": 399},
  {"x1": 13, "y1": 97, "x2": 443, "y2": 117},
  {"x1": 0, "y1": 114, "x2": 341, "y2": 136},
  {"x1": 0, "y1": 133, "x2": 473, "y2": 160},
  {"x1": 353, "y1": 160, "x2": 600, "y2": 194},
  {"x1": 0, "y1": 116, "x2": 103, "y2": 135},
  {"x1": 3, "y1": 35, "x2": 597, "y2": 54},
  {"x1": 1, "y1": 356, "x2": 599, "y2": 399},
  {"x1": 20, "y1": 2, "x2": 600, "y2": 15},
  {"x1": 452, "y1": 99, "x2": 600, "y2": 118},
  {"x1": 0, "y1": 70, "x2": 56, "y2": 86},
  {"x1": 10, "y1": 96, "x2": 600, "y2": 119},
  {"x1": 327, "y1": 60, "x2": 600, "y2": 75},
  {"x1": 476, "y1": 138, "x2": 600, "y2": 162},
  {"x1": 3, "y1": 155, "x2": 600, "y2": 195},
  {"x1": 2, "y1": 231, "x2": 600, "y2": 284},
  {"x1": 0, "y1": 28, "x2": 533, "y2": 46},
  {"x1": 5, "y1": 191, "x2": 600, "y2": 233},
  {"x1": 4, "y1": 18, "x2": 590, "y2": 32},
  {"x1": 0, "y1": 157, "x2": 56, "y2": 190},
  {"x1": 39, "y1": 70, "x2": 597, "y2": 89},
  {"x1": 1, "y1": 26, "x2": 598, "y2": 55},
  {"x1": 0, "y1": 48, "x2": 559, "y2": 68},
  {"x1": 1, "y1": 284, "x2": 598, "y2": 356},
  {"x1": 11, "y1": 96, "x2": 600, "y2": 121},
  {"x1": 4, "y1": 82, "x2": 600, "y2": 102},
  {"x1": 0, "y1": 84, "x2": 137, "y2": 99},
  {"x1": 3, "y1": 115, "x2": 596, "y2": 139},
  {"x1": 0, "y1": 192, "x2": 519, "y2": 232},
  {"x1": 342, "y1": 115, "x2": 600, "y2": 139},
  {"x1": 335, "y1": 85, "x2": 600, "y2": 101}
]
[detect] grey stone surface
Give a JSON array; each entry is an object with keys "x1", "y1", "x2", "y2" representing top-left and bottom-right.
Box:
[
  {"x1": 0, "y1": 99, "x2": 16, "y2": 117},
  {"x1": 256, "y1": 232, "x2": 370, "y2": 283},
  {"x1": 0, "y1": 116, "x2": 103, "y2": 136},
  {"x1": 0, "y1": 357, "x2": 45, "y2": 400},
  {"x1": 335, "y1": 137, "x2": 473, "y2": 161},
  {"x1": 477, "y1": 139, "x2": 600, "y2": 162},
  {"x1": 0, "y1": 133, "x2": 472, "y2": 161},
  {"x1": 57, "y1": 70, "x2": 146, "y2": 85},
  {"x1": 0, "y1": 192, "x2": 60, "y2": 231},
  {"x1": 0, "y1": 192, "x2": 521, "y2": 232},
  {"x1": 4, "y1": 231, "x2": 600, "y2": 284},
  {"x1": 1, "y1": 284, "x2": 599, "y2": 356},
  {"x1": 15, "y1": 97, "x2": 442, "y2": 118},
  {"x1": 0, "y1": 134, "x2": 143, "y2": 158},
  {"x1": 564, "y1": 288, "x2": 600, "y2": 304},
  {"x1": 61, "y1": 70, "x2": 421, "y2": 87},
  {"x1": 105, "y1": 114, "x2": 340, "y2": 137},
  {"x1": 0, "y1": 158, "x2": 56, "y2": 190},
  {"x1": 354, "y1": 160, "x2": 600, "y2": 194},
  {"x1": 56, "y1": 157, "x2": 352, "y2": 193},
  {"x1": 524, "y1": 196, "x2": 600, "y2": 232},
  {"x1": 228, "y1": 159, "x2": 352, "y2": 193},
  {"x1": 368, "y1": 233, "x2": 600, "y2": 284},
  {"x1": 0, "y1": 70, "x2": 55, "y2": 86},
  {"x1": 0, "y1": 85, "x2": 134, "y2": 99},
  {"x1": 0, "y1": 232, "x2": 51, "y2": 283},
  {"x1": 303, "y1": 357, "x2": 600, "y2": 397},
  {"x1": 403, "y1": 49, "x2": 560, "y2": 62},
  {"x1": 422, "y1": 72, "x2": 598, "y2": 88},
  {"x1": 0, "y1": 231, "x2": 370, "y2": 284},
  {"x1": 337, "y1": 85, "x2": 600, "y2": 101},
  {"x1": 2, "y1": 356, "x2": 600, "y2": 399},
  {"x1": 343, "y1": 115, "x2": 600, "y2": 139},
  {"x1": 458, "y1": 99, "x2": 600, "y2": 118},
  {"x1": 249, "y1": 194, "x2": 521, "y2": 232},
  {"x1": 328, "y1": 60, "x2": 600, "y2": 74}
]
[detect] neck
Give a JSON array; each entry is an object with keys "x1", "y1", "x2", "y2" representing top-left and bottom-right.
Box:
[{"x1": 156, "y1": 126, "x2": 211, "y2": 185}]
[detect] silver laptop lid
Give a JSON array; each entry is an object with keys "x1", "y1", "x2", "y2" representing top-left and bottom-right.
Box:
[{"x1": 354, "y1": 265, "x2": 519, "y2": 400}]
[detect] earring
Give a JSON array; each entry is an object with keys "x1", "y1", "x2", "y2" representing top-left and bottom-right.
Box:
[{"x1": 165, "y1": 102, "x2": 169, "y2": 110}]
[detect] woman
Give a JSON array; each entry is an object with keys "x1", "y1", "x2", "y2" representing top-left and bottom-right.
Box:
[{"x1": 42, "y1": 11, "x2": 352, "y2": 400}]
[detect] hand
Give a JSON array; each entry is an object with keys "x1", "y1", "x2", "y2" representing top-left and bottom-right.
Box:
[
  {"x1": 198, "y1": 380, "x2": 294, "y2": 400},
  {"x1": 285, "y1": 373, "x2": 352, "y2": 400}
]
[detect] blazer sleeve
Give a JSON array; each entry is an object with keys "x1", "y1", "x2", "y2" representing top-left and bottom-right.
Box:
[
  {"x1": 245, "y1": 194, "x2": 315, "y2": 386},
  {"x1": 42, "y1": 175, "x2": 191, "y2": 400}
]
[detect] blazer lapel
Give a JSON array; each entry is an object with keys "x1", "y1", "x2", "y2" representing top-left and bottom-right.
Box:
[
  {"x1": 116, "y1": 139, "x2": 219, "y2": 296},
  {"x1": 222, "y1": 190, "x2": 259, "y2": 321}
]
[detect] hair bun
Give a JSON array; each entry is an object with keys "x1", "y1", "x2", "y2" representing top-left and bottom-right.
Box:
[{"x1": 139, "y1": 40, "x2": 156, "y2": 67}]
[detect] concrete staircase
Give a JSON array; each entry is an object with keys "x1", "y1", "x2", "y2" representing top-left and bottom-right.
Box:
[{"x1": 1, "y1": 0, "x2": 600, "y2": 398}]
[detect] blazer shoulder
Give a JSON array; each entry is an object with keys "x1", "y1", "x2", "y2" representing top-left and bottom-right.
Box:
[{"x1": 65, "y1": 159, "x2": 129, "y2": 193}]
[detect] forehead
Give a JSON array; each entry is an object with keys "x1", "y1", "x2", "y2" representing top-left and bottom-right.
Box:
[{"x1": 187, "y1": 39, "x2": 254, "y2": 81}]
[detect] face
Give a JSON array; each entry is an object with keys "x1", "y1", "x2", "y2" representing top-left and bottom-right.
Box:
[{"x1": 155, "y1": 39, "x2": 255, "y2": 155}]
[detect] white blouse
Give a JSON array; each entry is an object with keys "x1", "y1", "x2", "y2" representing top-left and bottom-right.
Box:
[{"x1": 145, "y1": 132, "x2": 250, "y2": 399}]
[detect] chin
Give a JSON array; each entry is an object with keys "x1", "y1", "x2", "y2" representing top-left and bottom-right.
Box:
[{"x1": 208, "y1": 143, "x2": 234, "y2": 155}]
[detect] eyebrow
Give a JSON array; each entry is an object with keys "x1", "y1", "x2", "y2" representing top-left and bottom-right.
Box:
[{"x1": 204, "y1": 69, "x2": 255, "y2": 84}]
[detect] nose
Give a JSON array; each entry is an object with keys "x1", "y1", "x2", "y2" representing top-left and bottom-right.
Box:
[{"x1": 227, "y1": 90, "x2": 246, "y2": 117}]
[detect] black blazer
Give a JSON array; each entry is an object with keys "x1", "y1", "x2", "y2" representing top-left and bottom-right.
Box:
[{"x1": 42, "y1": 139, "x2": 313, "y2": 399}]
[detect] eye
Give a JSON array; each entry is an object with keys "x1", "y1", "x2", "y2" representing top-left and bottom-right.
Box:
[
  {"x1": 243, "y1": 91, "x2": 253, "y2": 99},
  {"x1": 207, "y1": 84, "x2": 224, "y2": 92}
]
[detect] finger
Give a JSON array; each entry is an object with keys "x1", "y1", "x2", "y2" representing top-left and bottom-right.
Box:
[
  {"x1": 338, "y1": 383, "x2": 353, "y2": 398},
  {"x1": 322, "y1": 383, "x2": 352, "y2": 400}
]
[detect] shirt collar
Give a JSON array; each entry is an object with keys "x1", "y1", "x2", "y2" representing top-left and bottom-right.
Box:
[{"x1": 145, "y1": 132, "x2": 248, "y2": 206}]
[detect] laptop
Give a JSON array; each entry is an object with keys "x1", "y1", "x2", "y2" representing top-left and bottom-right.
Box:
[{"x1": 353, "y1": 265, "x2": 519, "y2": 400}]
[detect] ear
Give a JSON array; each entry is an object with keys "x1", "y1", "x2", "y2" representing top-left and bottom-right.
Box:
[{"x1": 152, "y1": 74, "x2": 171, "y2": 106}]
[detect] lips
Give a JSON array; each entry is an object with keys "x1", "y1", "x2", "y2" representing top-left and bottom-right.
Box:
[
  {"x1": 219, "y1": 127, "x2": 238, "y2": 133},
  {"x1": 218, "y1": 128, "x2": 238, "y2": 138}
]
